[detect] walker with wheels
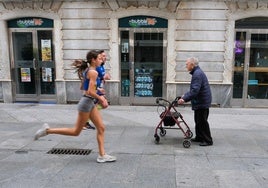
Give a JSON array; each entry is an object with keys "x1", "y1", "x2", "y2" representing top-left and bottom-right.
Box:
[{"x1": 154, "y1": 97, "x2": 193, "y2": 148}]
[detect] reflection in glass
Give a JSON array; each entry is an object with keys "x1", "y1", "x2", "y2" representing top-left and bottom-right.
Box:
[
  {"x1": 248, "y1": 33, "x2": 268, "y2": 99},
  {"x1": 12, "y1": 32, "x2": 36, "y2": 94},
  {"x1": 134, "y1": 33, "x2": 163, "y2": 97},
  {"x1": 233, "y1": 32, "x2": 246, "y2": 98},
  {"x1": 120, "y1": 31, "x2": 130, "y2": 96},
  {"x1": 38, "y1": 30, "x2": 55, "y2": 94}
]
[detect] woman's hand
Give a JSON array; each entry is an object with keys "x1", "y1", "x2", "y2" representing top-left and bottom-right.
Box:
[{"x1": 98, "y1": 95, "x2": 108, "y2": 109}]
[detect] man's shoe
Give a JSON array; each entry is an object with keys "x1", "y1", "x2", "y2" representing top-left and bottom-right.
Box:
[
  {"x1": 84, "y1": 122, "x2": 95, "y2": 130},
  {"x1": 191, "y1": 138, "x2": 202, "y2": 142},
  {"x1": 199, "y1": 142, "x2": 213, "y2": 146}
]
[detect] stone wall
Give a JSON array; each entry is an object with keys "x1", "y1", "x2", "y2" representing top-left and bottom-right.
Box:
[
  {"x1": 0, "y1": 0, "x2": 267, "y2": 106},
  {"x1": 61, "y1": 1, "x2": 111, "y2": 80},
  {"x1": 59, "y1": 1, "x2": 111, "y2": 101},
  {"x1": 175, "y1": 1, "x2": 228, "y2": 83}
]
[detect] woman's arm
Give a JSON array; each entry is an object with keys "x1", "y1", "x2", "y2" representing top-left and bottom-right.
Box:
[{"x1": 86, "y1": 70, "x2": 107, "y2": 106}]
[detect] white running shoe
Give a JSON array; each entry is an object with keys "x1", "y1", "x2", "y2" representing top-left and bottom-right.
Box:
[
  {"x1": 97, "y1": 154, "x2": 116, "y2": 163},
  {"x1": 34, "y1": 123, "x2": 50, "y2": 140}
]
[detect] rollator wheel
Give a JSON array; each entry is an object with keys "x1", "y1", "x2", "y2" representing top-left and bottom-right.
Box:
[
  {"x1": 186, "y1": 130, "x2": 193, "y2": 138},
  {"x1": 183, "y1": 139, "x2": 191, "y2": 148},
  {"x1": 160, "y1": 129, "x2": 166, "y2": 137},
  {"x1": 154, "y1": 134, "x2": 160, "y2": 144}
]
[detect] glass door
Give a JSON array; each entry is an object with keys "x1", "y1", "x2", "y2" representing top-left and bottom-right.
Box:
[
  {"x1": 119, "y1": 29, "x2": 166, "y2": 105},
  {"x1": 232, "y1": 30, "x2": 268, "y2": 107},
  {"x1": 10, "y1": 29, "x2": 55, "y2": 102},
  {"x1": 12, "y1": 32, "x2": 36, "y2": 97}
]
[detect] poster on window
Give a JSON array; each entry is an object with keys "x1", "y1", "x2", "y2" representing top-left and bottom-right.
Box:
[
  {"x1": 42, "y1": 67, "x2": 52, "y2": 82},
  {"x1": 21, "y1": 68, "x2": 31, "y2": 82},
  {"x1": 121, "y1": 42, "x2": 129, "y2": 53},
  {"x1": 41, "y1": 39, "x2": 52, "y2": 61}
]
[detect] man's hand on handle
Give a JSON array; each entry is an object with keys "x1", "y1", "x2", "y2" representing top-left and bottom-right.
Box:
[{"x1": 178, "y1": 98, "x2": 185, "y2": 105}]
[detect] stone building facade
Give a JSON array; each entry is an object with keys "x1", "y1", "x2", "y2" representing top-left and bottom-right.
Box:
[{"x1": 0, "y1": 0, "x2": 268, "y2": 107}]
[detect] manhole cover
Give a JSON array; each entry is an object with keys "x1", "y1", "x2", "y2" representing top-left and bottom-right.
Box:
[{"x1": 47, "y1": 148, "x2": 91, "y2": 155}]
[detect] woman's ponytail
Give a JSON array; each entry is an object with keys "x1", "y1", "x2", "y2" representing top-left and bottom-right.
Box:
[{"x1": 72, "y1": 60, "x2": 88, "y2": 80}]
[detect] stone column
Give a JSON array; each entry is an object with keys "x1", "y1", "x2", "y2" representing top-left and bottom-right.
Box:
[
  {"x1": 0, "y1": 20, "x2": 13, "y2": 103},
  {"x1": 53, "y1": 18, "x2": 67, "y2": 104}
]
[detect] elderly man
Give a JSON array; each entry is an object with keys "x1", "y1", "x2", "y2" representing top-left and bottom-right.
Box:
[{"x1": 178, "y1": 57, "x2": 213, "y2": 146}]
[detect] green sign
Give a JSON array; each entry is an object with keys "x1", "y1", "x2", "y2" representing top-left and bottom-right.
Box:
[
  {"x1": 119, "y1": 16, "x2": 168, "y2": 28},
  {"x1": 8, "y1": 17, "x2": 53, "y2": 28}
]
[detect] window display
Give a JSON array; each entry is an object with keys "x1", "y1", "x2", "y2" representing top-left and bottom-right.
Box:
[{"x1": 134, "y1": 68, "x2": 153, "y2": 97}]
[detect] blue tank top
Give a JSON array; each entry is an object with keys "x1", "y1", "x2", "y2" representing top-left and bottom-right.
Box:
[
  {"x1": 82, "y1": 69, "x2": 90, "y2": 91},
  {"x1": 96, "y1": 64, "x2": 105, "y2": 96},
  {"x1": 96, "y1": 64, "x2": 105, "y2": 80},
  {"x1": 82, "y1": 69, "x2": 101, "y2": 92}
]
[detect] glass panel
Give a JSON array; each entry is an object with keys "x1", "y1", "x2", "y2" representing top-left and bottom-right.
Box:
[
  {"x1": 248, "y1": 33, "x2": 268, "y2": 99},
  {"x1": 37, "y1": 30, "x2": 55, "y2": 94},
  {"x1": 12, "y1": 32, "x2": 36, "y2": 94},
  {"x1": 134, "y1": 33, "x2": 163, "y2": 97},
  {"x1": 233, "y1": 32, "x2": 246, "y2": 98},
  {"x1": 120, "y1": 31, "x2": 130, "y2": 96},
  {"x1": 235, "y1": 17, "x2": 268, "y2": 29}
]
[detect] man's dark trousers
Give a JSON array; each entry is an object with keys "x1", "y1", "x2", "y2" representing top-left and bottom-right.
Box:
[{"x1": 194, "y1": 108, "x2": 213, "y2": 144}]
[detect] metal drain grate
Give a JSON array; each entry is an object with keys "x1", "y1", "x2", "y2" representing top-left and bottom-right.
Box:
[{"x1": 47, "y1": 148, "x2": 91, "y2": 155}]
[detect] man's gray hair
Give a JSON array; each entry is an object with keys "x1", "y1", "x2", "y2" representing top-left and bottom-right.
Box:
[{"x1": 188, "y1": 57, "x2": 199, "y2": 66}]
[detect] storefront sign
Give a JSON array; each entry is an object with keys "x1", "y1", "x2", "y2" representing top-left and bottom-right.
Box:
[
  {"x1": 119, "y1": 16, "x2": 168, "y2": 28},
  {"x1": 8, "y1": 17, "x2": 53, "y2": 28}
]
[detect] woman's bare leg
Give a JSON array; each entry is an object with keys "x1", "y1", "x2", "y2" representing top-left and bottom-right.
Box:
[
  {"x1": 89, "y1": 107, "x2": 105, "y2": 156},
  {"x1": 46, "y1": 111, "x2": 89, "y2": 136},
  {"x1": 34, "y1": 105, "x2": 115, "y2": 162}
]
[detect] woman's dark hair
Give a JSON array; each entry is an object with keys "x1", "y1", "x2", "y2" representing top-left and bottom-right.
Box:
[
  {"x1": 86, "y1": 50, "x2": 100, "y2": 63},
  {"x1": 72, "y1": 50, "x2": 100, "y2": 80}
]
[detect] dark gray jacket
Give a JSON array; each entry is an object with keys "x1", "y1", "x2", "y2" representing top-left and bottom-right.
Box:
[{"x1": 182, "y1": 66, "x2": 212, "y2": 110}]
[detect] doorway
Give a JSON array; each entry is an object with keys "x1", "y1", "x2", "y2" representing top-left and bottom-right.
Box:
[
  {"x1": 119, "y1": 29, "x2": 166, "y2": 105},
  {"x1": 9, "y1": 29, "x2": 56, "y2": 102},
  {"x1": 232, "y1": 30, "x2": 268, "y2": 107}
]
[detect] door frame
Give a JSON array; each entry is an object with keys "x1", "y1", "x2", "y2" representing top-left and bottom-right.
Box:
[
  {"x1": 118, "y1": 28, "x2": 167, "y2": 105},
  {"x1": 231, "y1": 29, "x2": 268, "y2": 107},
  {"x1": 9, "y1": 28, "x2": 56, "y2": 102}
]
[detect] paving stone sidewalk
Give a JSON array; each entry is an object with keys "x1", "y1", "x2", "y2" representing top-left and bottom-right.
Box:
[{"x1": 0, "y1": 103, "x2": 267, "y2": 188}]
